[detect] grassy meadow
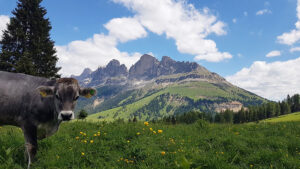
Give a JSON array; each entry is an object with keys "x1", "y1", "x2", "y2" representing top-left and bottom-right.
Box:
[
  {"x1": 0, "y1": 119, "x2": 300, "y2": 169},
  {"x1": 262, "y1": 112, "x2": 300, "y2": 123}
]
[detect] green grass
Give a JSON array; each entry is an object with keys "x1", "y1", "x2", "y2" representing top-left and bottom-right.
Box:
[
  {"x1": 87, "y1": 81, "x2": 265, "y2": 121},
  {"x1": 87, "y1": 90, "x2": 165, "y2": 121},
  {"x1": 262, "y1": 112, "x2": 300, "y2": 122},
  {"x1": 164, "y1": 82, "x2": 229, "y2": 100},
  {"x1": 0, "y1": 121, "x2": 300, "y2": 168}
]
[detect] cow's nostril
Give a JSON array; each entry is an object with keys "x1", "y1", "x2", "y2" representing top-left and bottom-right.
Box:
[{"x1": 61, "y1": 114, "x2": 72, "y2": 121}]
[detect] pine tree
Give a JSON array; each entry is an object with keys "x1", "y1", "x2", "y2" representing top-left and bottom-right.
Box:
[
  {"x1": 0, "y1": 0, "x2": 60, "y2": 78},
  {"x1": 223, "y1": 109, "x2": 233, "y2": 123}
]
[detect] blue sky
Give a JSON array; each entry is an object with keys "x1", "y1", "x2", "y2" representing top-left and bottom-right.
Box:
[{"x1": 1, "y1": 0, "x2": 300, "y2": 100}]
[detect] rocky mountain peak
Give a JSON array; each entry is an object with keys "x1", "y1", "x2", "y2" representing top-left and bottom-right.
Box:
[
  {"x1": 107, "y1": 59, "x2": 120, "y2": 68},
  {"x1": 104, "y1": 59, "x2": 128, "y2": 77},
  {"x1": 81, "y1": 68, "x2": 92, "y2": 75},
  {"x1": 161, "y1": 56, "x2": 175, "y2": 66},
  {"x1": 74, "y1": 54, "x2": 225, "y2": 86},
  {"x1": 129, "y1": 54, "x2": 160, "y2": 80},
  {"x1": 71, "y1": 68, "x2": 92, "y2": 81}
]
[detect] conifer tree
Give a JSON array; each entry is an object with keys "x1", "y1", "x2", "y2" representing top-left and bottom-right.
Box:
[{"x1": 0, "y1": 0, "x2": 60, "y2": 78}]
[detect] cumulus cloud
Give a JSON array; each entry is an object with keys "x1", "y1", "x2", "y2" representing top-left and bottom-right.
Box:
[
  {"x1": 256, "y1": 9, "x2": 272, "y2": 16},
  {"x1": 57, "y1": 0, "x2": 232, "y2": 76},
  {"x1": 57, "y1": 17, "x2": 149, "y2": 76},
  {"x1": 266, "y1": 50, "x2": 281, "y2": 57},
  {"x1": 290, "y1": 46, "x2": 300, "y2": 53},
  {"x1": 104, "y1": 17, "x2": 147, "y2": 43},
  {"x1": 112, "y1": 0, "x2": 232, "y2": 62},
  {"x1": 0, "y1": 15, "x2": 10, "y2": 40},
  {"x1": 277, "y1": 0, "x2": 300, "y2": 45},
  {"x1": 56, "y1": 33, "x2": 142, "y2": 76},
  {"x1": 226, "y1": 57, "x2": 300, "y2": 101}
]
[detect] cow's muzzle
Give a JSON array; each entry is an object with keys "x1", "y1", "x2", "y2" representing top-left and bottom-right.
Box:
[{"x1": 59, "y1": 111, "x2": 74, "y2": 121}]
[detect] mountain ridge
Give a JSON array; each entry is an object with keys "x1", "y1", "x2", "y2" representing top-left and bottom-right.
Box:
[
  {"x1": 72, "y1": 54, "x2": 266, "y2": 121},
  {"x1": 72, "y1": 54, "x2": 225, "y2": 87}
]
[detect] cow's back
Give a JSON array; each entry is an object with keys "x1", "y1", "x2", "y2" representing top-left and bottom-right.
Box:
[{"x1": 0, "y1": 71, "x2": 50, "y2": 125}]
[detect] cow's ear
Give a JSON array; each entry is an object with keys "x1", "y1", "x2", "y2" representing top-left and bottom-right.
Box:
[
  {"x1": 37, "y1": 86, "x2": 55, "y2": 97},
  {"x1": 80, "y1": 88, "x2": 97, "y2": 98}
]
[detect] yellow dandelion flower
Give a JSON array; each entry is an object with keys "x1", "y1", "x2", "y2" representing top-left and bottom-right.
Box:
[
  {"x1": 94, "y1": 134, "x2": 97, "y2": 137},
  {"x1": 136, "y1": 132, "x2": 140, "y2": 135},
  {"x1": 97, "y1": 133, "x2": 100, "y2": 136},
  {"x1": 221, "y1": 152, "x2": 224, "y2": 154},
  {"x1": 75, "y1": 136, "x2": 79, "y2": 140},
  {"x1": 81, "y1": 152, "x2": 85, "y2": 156},
  {"x1": 153, "y1": 131, "x2": 157, "y2": 134},
  {"x1": 161, "y1": 151, "x2": 166, "y2": 156},
  {"x1": 90, "y1": 140, "x2": 94, "y2": 143},
  {"x1": 80, "y1": 131, "x2": 83, "y2": 135},
  {"x1": 84, "y1": 140, "x2": 87, "y2": 143},
  {"x1": 83, "y1": 133, "x2": 87, "y2": 136},
  {"x1": 144, "y1": 121, "x2": 149, "y2": 126},
  {"x1": 97, "y1": 131, "x2": 100, "y2": 134},
  {"x1": 149, "y1": 128, "x2": 153, "y2": 131},
  {"x1": 127, "y1": 140, "x2": 130, "y2": 143},
  {"x1": 250, "y1": 164, "x2": 253, "y2": 168},
  {"x1": 158, "y1": 130, "x2": 163, "y2": 134}
]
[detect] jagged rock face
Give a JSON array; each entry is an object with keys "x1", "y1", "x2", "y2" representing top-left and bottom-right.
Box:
[
  {"x1": 104, "y1": 59, "x2": 128, "y2": 77},
  {"x1": 89, "y1": 59, "x2": 128, "y2": 86},
  {"x1": 71, "y1": 68, "x2": 92, "y2": 81},
  {"x1": 73, "y1": 54, "x2": 224, "y2": 86},
  {"x1": 129, "y1": 54, "x2": 160, "y2": 80},
  {"x1": 128, "y1": 54, "x2": 210, "y2": 80},
  {"x1": 158, "y1": 56, "x2": 209, "y2": 76},
  {"x1": 71, "y1": 68, "x2": 92, "y2": 86}
]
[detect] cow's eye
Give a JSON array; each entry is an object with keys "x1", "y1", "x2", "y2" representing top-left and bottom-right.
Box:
[{"x1": 74, "y1": 96, "x2": 79, "y2": 101}]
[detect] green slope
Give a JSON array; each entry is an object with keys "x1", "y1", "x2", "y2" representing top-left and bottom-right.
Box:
[
  {"x1": 87, "y1": 90, "x2": 166, "y2": 121},
  {"x1": 86, "y1": 80, "x2": 266, "y2": 121},
  {"x1": 262, "y1": 112, "x2": 300, "y2": 122}
]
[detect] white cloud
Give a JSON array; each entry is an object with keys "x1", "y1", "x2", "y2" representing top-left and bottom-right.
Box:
[
  {"x1": 57, "y1": 0, "x2": 232, "y2": 76},
  {"x1": 232, "y1": 18, "x2": 237, "y2": 23},
  {"x1": 0, "y1": 15, "x2": 10, "y2": 40},
  {"x1": 104, "y1": 17, "x2": 147, "y2": 43},
  {"x1": 56, "y1": 33, "x2": 142, "y2": 76},
  {"x1": 113, "y1": 0, "x2": 232, "y2": 62},
  {"x1": 244, "y1": 11, "x2": 248, "y2": 16},
  {"x1": 277, "y1": 29, "x2": 300, "y2": 45},
  {"x1": 277, "y1": 0, "x2": 300, "y2": 45},
  {"x1": 266, "y1": 50, "x2": 281, "y2": 57},
  {"x1": 256, "y1": 9, "x2": 272, "y2": 16},
  {"x1": 226, "y1": 57, "x2": 300, "y2": 101},
  {"x1": 290, "y1": 46, "x2": 300, "y2": 52},
  {"x1": 57, "y1": 17, "x2": 147, "y2": 76}
]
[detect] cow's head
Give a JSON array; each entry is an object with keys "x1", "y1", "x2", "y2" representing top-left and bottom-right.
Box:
[{"x1": 36, "y1": 78, "x2": 96, "y2": 121}]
